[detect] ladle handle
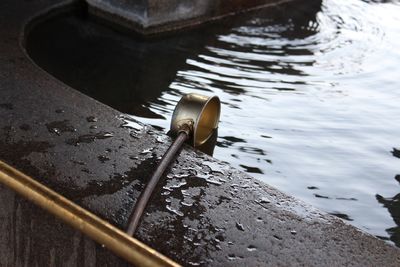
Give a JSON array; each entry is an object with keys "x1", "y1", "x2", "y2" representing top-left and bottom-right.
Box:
[{"x1": 126, "y1": 132, "x2": 188, "y2": 236}]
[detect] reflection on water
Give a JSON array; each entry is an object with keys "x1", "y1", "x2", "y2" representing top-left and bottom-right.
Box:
[
  {"x1": 376, "y1": 149, "x2": 400, "y2": 246},
  {"x1": 27, "y1": 0, "x2": 400, "y2": 246}
]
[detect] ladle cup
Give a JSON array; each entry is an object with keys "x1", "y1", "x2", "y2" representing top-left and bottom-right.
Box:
[{"x1": 127, "y1": 93, "x2": 220, "y2": 235}]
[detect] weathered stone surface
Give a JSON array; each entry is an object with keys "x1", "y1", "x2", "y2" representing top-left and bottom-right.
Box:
[
  {"x1": 86, "y1": 0, "x2": 293, "y2": 34},
  {"x1": 0, "y1": 0, "x2": 400, "y2": 266}
]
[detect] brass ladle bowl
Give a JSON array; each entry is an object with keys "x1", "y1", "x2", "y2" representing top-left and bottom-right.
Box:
[{"x1": 170, "y1": 93, "x2": 221, "y2": 147}]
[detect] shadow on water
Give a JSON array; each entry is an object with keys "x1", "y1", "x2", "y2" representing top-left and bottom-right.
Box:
[
  {"x1": 25, "y1": 0, "x2": 321, "y2": 119},
  {"x1": 376, "y1": 148, "x2": 400, "y2": 246}
]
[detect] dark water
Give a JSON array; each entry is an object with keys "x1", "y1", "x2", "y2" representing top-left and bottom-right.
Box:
[{"x1": 26, "y1": 0, "x2": 400, "y2": 246}]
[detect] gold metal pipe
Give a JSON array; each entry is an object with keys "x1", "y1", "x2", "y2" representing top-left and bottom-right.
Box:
[{"x1": 0, "y1": 160, "x2": 180, "y2": 267}]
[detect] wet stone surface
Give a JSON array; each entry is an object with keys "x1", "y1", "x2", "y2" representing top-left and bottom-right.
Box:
[
  {"x1": 46, "y1": 120, "x2": 76, "y2": 135},
  {"x1": 0, "y1": 0, "x2": 399, "y2": 266}
]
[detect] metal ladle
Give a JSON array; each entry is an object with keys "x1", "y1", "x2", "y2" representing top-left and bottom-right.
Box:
[{"x1": 126, "y1": 93, "x2": 221, "y2": 235}]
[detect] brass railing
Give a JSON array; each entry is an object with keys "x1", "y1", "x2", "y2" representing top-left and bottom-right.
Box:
[{"x1": 0, "y1": 160, "x2": 180, "y2": 267}]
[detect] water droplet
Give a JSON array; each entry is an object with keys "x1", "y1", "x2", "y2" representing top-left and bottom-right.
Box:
[
  {"x1": 227, "y1": 254, "x2": 237, "y2": 260},
  {"x1": 215, "y1": 234, "x2": 225, "y2": 242},
  {"x1": 174, "y1": 173, "x2": 190, "y2": 178},
  {"x1": 197, "y1": 173, "x2": 223, "y2": 185},
  {"x1": 102, "y1": 133, "x2": 114, "y2": 138},
  {"x1": 183, "y1": 235, "x2": 192, "y2": 242},
  {"x1": 161, "y1": 191, "x2": 170, "y2": 196},
  {"x1": 202, "y1": 161, "x2": 225, "y2": 174},
  {"x1": 130, "y1": 133, "x2": 139, "y2": 139},
  {"x1": 170, "y1": 180, "x2": 187, "y2": 189},
  {"x1": 166, "y1": 205, "x2": 184, "y2": 217},
  {"x1": 118, "y1": 115, "x2": 143, "y2": 130},
  {"x1": 162, "y1": 185, "x2": 173, "y2": 192},
  {"x1": 86, "y1": 116, "x2": 98, "y2": 122},
  {"x1": 46, "y1": 120, "x2": 76, "y2": 136},
  {"x1": 66, "y1": 132, "x2": 113, "y2": 146},
  {"x1": 140, "y1": 148, "x2": 153, "y2": 155},
  {"x1": 181, "y1": 201, "x2": 193, "y2": 207},
  {"x1": 260, "y1": 197, "x2": 270, "y2": 204},
  {"x1": 53, "y1": 128, "x2": 61, "y2": 135},
  {"x1": 156, "y1": 136, "x2": 166, "y2": 143},
  {"x1": 247, "y1": 245, "x2": 257, "y2": 252},
  {"x1": 236, "y1": 222, "x2": 245, "y2": 231}
]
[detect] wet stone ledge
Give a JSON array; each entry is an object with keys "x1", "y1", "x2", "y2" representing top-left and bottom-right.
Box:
[{"x1": 0, "y1": 0, "x2": 400, "y2": 266}]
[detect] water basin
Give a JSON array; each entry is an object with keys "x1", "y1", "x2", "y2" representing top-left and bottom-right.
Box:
[{"x1": 25, "y1": 0, "x2": 400, "y2": 247}]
